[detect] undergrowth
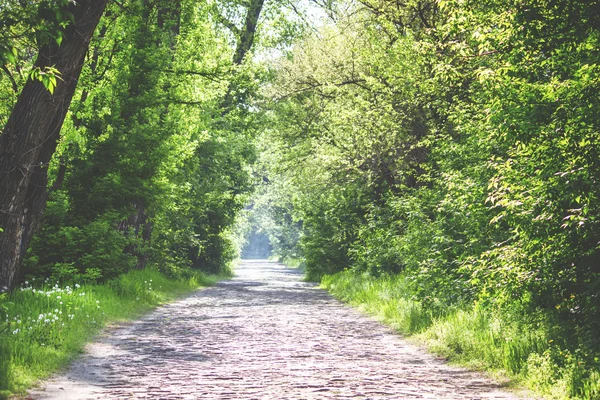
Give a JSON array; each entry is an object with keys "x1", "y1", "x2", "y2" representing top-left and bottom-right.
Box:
[
  {"x1": 0, "y1": 268, "x2": 224, "y2": 398},
  {"x1": 280, "y1": 256, "x2": 306, "y2": 272},
  {"x1": 321, "y1": 270, "x2": 600, "y2": 400}
]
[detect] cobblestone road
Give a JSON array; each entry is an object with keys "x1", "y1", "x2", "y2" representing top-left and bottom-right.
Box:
[{"x1": 29, "y1": 260, "x2": 534, "y2": 399}]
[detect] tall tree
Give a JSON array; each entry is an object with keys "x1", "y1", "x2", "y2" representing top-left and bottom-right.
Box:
[{"x1": 0, "y1": 0, "x2": 109, "y2": 289}]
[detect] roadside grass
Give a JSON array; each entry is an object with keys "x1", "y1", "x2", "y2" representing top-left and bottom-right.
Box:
[
  {"x1": 0, "y1": 268, "x2": 225, "y2": 398},
  {"x1": 321, "y1": 270, "x2": 600, "y2": 400},
  {"x1": 280, "y1": 256, "x2": 306, "y2": 273}
]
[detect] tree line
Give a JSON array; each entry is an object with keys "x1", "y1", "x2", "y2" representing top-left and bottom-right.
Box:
[
  {"x1": 254, "y1": 0, "x2": 600, "y2": 396},
  {"x1": 0, "y1": 0, "x2": 294, "y2": 289}
]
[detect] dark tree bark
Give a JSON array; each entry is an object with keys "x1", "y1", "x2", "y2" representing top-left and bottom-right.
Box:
[
  {"x1": 158, "y1": 0, "x2": 181, "y2": 37},
  {"x1": 232, "y1": 0, "x2": 265, "y2": 65},
  {"x1": 220, "y1": 0, "x2": 266, "y2": 111},
  {"x1": 0, "y1": 0, "x2": 109, "y2": 290},
  {"x1": 117, "y1": 200, "x2": 153, "y2": 270}
]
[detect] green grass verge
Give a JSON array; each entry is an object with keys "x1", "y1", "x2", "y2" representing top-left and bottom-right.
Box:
[
  {"x1": 321, "y1": 270, "x2": 600, "y2": 400},
  {"x1": 279, "y1": 256, "x2": 306, "y2": 271},
  {"x1": 0, "y1": 268, "x2": 226, "y2": 398}
]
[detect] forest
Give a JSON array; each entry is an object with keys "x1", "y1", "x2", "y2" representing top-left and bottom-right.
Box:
[{"x1": 1, "y1": 0, "x2": 600, "y2": 398}]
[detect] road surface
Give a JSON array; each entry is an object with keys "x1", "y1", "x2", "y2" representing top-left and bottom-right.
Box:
[{"x1": 29, "y1": 260, "x2": 533, "y2": 399}]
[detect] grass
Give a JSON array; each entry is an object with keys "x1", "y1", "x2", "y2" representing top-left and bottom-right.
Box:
[
  {"x1": 279, "y1": 256, "x2": 306, "y2": 271},
  {"x1": 321, "y1": 270, "x2": 600, "y2": 400},
  {"x1": 0, "y1": 268, "x2": 226, "y2": 398}
]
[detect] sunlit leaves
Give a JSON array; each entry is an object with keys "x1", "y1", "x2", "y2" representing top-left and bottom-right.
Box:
[{"x1": 29, "y1": 66, "x2": 61, "y2": 93}]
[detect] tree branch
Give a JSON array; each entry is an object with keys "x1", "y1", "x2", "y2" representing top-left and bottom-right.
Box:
[
  {"x1": 276, "y1": 78, "x2": 368, "y2": 101},
  {"x1": 162, "y1": 68, "x2": 230, "y2": 83},
  {"x1": 214, "y1": 13, "x2": 241, "y2": 38}
]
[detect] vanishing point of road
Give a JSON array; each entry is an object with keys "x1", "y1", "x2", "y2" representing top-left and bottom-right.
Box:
[{"x1": 29, "y1": 260, "x2": 534, "y2": 399}]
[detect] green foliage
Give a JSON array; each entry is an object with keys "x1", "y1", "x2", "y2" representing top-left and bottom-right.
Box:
[
  {"x1": 29, "y1": 66, "x2": 61, "y2": 93},
  {"x1": 322, "y1": 272, "x2": 439, "y2": 334},
  {"x1": 0, "y1": 0, "x2": 74, "y2": 97},
  {"x1": 0, "y1": 0, "x2": 73, "y2": 53},
  {"x1": 22, "y1": 0, "x2": 262, "y2": 281},
  {"x1": 257, "y1": 0, "x2": 600, "y2": 397},
  {"x1": 24, "y1": 210, "x2": 138, "y2": 282}
]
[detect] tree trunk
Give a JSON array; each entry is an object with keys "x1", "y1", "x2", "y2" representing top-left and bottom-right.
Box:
[
  {"x1": 0, "y1": 0, "x2": 109, "y2": 290},
  {"x1": 220, "y1": 0, "x2": 266, "y2": 111},
  {"x1": 118, "y1": 200, "x2": 152, "y2": 270},
  {"x1": 232, "y1": 0, "x2": 265, "y2": 65}
]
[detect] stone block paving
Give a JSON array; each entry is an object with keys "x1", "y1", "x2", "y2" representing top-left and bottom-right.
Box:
[{"x1": 29, "y1": 260, "x2": 536, "y2": 399}]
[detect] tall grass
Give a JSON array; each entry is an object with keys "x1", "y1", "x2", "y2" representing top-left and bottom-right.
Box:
[
  {"x1": 0, "y1": 268, "x2": 222, "y2": 398},
  {"x1": 321, "y1": 270, "x2": 600, "y2": 400}
]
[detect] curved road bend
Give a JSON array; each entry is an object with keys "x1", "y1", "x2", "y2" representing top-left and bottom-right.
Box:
[{"x1": 29, "y1": 260, "x2": 535, "y2": 399}]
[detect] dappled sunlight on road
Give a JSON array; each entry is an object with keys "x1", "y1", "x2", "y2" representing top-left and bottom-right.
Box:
[{"x1": 30, "y1": 261, "x2": 535, "y2": 399}]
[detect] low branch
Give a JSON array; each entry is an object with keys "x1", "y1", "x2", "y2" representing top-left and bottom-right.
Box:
[
  {"x1": 276, "y1": 78, "x2": 368, "y2": 101},
  {"x1": 160, "y1": 99, "x2": 206, "y2": 107},
  {"x1": 214, "y1": 13, "x2": 241, "y2": 38},
  {"x1": 162, "y1": 68, "x2": 230, "y2": 83}
]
